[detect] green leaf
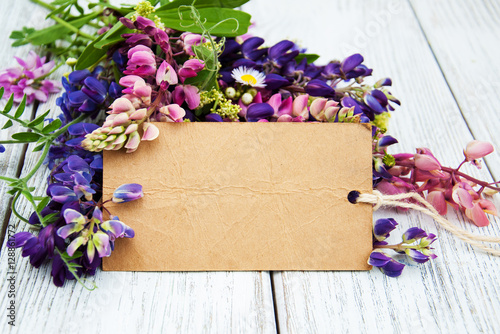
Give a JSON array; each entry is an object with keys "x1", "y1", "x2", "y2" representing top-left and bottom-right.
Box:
[
  {"x1": 11, "y1": 132, "x2": 42, "y2": 142},
  {"x1": 42, "y1": 119, "x2": 62, "y2": 134},
  {"x1": 3, "y1": 94, "x2": 14, "y2": 114},
  {"x1": 9, "y1": 30, "x2": 25, "y2": 39},
  {"x1": 158, "y1": 0, "x2": 249, "y2": 10},
  {"x1": 154, "y1": 7, "x2": 251, "y2": 37},
  {"x1": 41, "y1": 212, "x2": 60, "y2": 225},
  {"x1": 45, "y1": 0, "x2": 73, "y2": 19},
  {"x1": 75, "y1": 34, "x2": 107, "y2": 70},
  {"x1": 0, "y1": 87, "x2": 4, "y2": 99},
  {"x1": 37, "y1": 197, "x2": 50, "y2": 212},
  {"x1": 183, "y1": 69, "x2": 216, "y2": 90},
  {"x1": 2, "y1": 120, "x2": 13, "y2": 130},
  {"x1": 14, "y1": 95, "x2": 27, "y2": 118},
  {"x1": 26, "y1": 12, "x2": 99, "y2": 45},
  {"x1": 27, "y1": 110, "x2": 51, "y2": 127},
  {"x1": 191, "y1": 45, "x2": 215, "y2": 69},
  {"x1": 295, "y1": 53, "x2": 320, "y2": 64},
  {"x1": 32, "y1": 143, "x2": 46, "y2": 152}
]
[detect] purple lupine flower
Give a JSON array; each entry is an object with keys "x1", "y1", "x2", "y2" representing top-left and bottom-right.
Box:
[
  {"x1": 241, "y1": 37, "x2": 267, "y2": 61},
  {"x1": 305, "y1": 79, "x2": 334, "y2": 97},
  {"x1": 402, "y1": 227, "x2": 428, "y2": 243},
  {"x1": 368, "y1": 250, "x2": 405, "y2": 277},
  {"x1": 246, "y1": 103, "x2": 275, "y2": 122},
  {"x1": 268, "y1": 40, "x2": 299, "y2": 67},
  {"x1": 0, "y1": 51, "x2": 60, "y2": 104},
  {"x1": 373, "y1": 218, "x2": 398, "y2": 241},
  {"x1": 0, "y1": 144, "x2": 5, "y2": 153},
  {"x1": 205, "y1": 113, "x2": 223, "y2": 122},
  {"x1": 112, "y1": 183, "x2": 144, "y2": 203}
]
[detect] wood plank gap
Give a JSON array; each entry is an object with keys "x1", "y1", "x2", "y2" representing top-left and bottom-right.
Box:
[
  {"x1": 270, "y1": 271, "x2": 280, "y2": 334},
  {"x1": 406, "y1": 0, "x2": 497, "y2": 179},
  {"x1": 0, "y1": 99, "x2": 41, "y2": 245}
]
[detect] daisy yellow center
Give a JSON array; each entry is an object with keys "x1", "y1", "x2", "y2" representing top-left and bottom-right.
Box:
[{"x1": 240, "y1": 74, "x2": 257, "y2": 85}]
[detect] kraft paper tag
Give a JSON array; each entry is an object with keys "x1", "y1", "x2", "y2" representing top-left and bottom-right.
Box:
[{"x1": 102, "y1": 123, "x2": 373, "y2": 271}]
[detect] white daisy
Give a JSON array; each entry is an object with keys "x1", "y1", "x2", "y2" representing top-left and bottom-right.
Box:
[{"x1": 231, "y1": 66, "x2": 266, "y2": 88}]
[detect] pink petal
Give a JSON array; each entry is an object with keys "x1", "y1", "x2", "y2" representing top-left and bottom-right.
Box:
[
  {"x1": 278, "y1": 96, "x2": 293, "y2": 117},
  {"x1": 142, "y1": 123, "x2": 160, "y2": 141},
  {"x1": 110, "y1": 98, "x2": 135, "y2": 114},
  {"x1": 183, "y1": 85, "x2": 200, "y2": 109},
  {"x1": 156, "y1": 61, "x2": 178, "y2": 86},
  {"x1": 466, "y1": 203, "x2": 490, "y2": 227},
  {"x1": 268, "y1": 93, "x2": 282, "y2": 115},
  {"x1": 414, "y1": 154, "x2": 441, "y2": 171},
  {"x1": 310, "y1": 98, "x2": 328, "y2": 120},
  {"x1": 452, "y1": 187, "x2": 474, "y2": 209},
  {"x1": 277, "y1": 114, "x2": 293, "y2": 122},
  {"x1": 129, "y1": 108, "x2": 147, "y2": 120},
  {"x1": 119, "y1": 75, "x2": 143, "y2": 88},
  {"x1": 464, "y1": 140, "x2": 494, "y2": 161},
  {"x1": 293, "y1": 94, "x2": 309, "y2": 118},
  {"x1": 125, "y1": 131, "x2": 141, "y2": 152},
  {"x1": 427, "y1": 191, "x2": 447, "y2": 215}
]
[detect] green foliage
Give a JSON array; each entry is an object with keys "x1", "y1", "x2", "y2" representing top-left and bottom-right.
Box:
[
  {"x1": 295, "y1": 53, "x2": 320, "y2": 64},
  {"x1": 154, "y1": 7, "x2": 250, "y2": 37}
]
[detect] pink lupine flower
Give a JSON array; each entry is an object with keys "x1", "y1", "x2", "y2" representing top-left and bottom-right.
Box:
[
  {"x1": 292, "y1": 94, "x2": 309, "y2": 119},
  {"x1": 156, "y1": 61, "x2": 178, "y2": 86},
  {"x1": 142, "y1": 123, "x2": 160, "y2": 141},
  {"x1": 124, "y1": 45, "x2": 156, "y2": 76},
  {"x1": 159, "y1": 104, "x2": 186, "y2": 122},
  {"x1": 427, "y1": 190, "x2": 447, "y2": 215},
  {"x1": 310, "y1": 98, "x2": 340, "y2": 121},
  {"x1": 120, "y1": 76, "x2": 152, "y2": 106},
  {"x1": 0, "y1": 51, "x2": 60, "y2": 104},
  {"x1": 172, "y1": 85, "x2": 200, "y2": 109},
  {"x1": 451, "y1": 182, "x2": 475, "y2": 210},
  {"x1": 465, "y1": 199, "x2": 497, "y2": 227},
  {"x1": 181, "y1": 32, "x2": 206, "y2": 56},
  {"x1": 464, "y1": 140, "x2": 494, "y2": 161},
  {"x1": 268, "y1": 93, "x2": 292, "y2": 118},
  {"x1": 178, "y1": 59, "x2": 205, "y2": 82}
]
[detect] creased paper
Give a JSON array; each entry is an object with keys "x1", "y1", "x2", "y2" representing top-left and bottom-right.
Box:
[{"x1": 102, "y1": 123, "x2": 372, "y2": 271}]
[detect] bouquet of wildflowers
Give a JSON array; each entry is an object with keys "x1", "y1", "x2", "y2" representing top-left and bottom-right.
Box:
[{"x1": 0, "y1": 0, "x2": 498, "y2": 288}]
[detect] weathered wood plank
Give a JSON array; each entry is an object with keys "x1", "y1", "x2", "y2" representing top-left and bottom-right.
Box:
[
  {"x1": 0, "y1": 0, "x2": 50, "y2": 238},
  {"x1": 0, "y1": 1, "x2": 276, "y2": 333},
  {"x1": 410, "y1": 0, "x2": 500, "y2": 181},
  {"x1": 242, "y1": 0, "x2": 500, "y2": 332}
]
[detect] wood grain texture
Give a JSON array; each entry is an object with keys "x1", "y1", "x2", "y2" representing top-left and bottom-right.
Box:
[
  {"x1": 241, "y1": 0, "x2": 500, "y2": 332},
  {"x1": 410, "y1": 0, "x2": 500, "y2": 181},
  {"x1": 0, "y1": 1, "x2": 276, "y2": 333},
  {"x1": 0, "y1": 0, "x2": 51, "y2": 235}
]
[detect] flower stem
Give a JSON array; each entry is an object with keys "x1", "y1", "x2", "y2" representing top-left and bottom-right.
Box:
[
  {"x1": 49, "y1": 15, "x2": 95, "y2": 41},
  {"x1": 30, "y1": 0, "x2": 56, "y2": 11},
  {"x1": 11, "y1": 192, "x2": 29, "y2": 223}
]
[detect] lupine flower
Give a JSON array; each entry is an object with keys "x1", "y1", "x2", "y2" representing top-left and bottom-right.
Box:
[
  {"x1": 178, "y1": 59, "x2": 205, "y2": 82},
  {"x1": 246, "y1": 103, "x2": 274, "y2": 122},
  {"x1": 464, "y1": 140, "x2": 494, "y2": 162},
  {"x1": 124, "y1": 45, "x2": 156, "y2": 76},
  {"x1": 172, "y1": 85, "x2": 200, "y2": 110},
  {"x1": 373, "y1": 218, "x2": 398, "y2": 241},
  {"x1": 181, "y1": 32, "x2": 206, "y2": 56},
  {"x1": 112, "y1": 183, "x2": 144, "y2": 203},
  {"x1": 368, "y1": 250, "x2": 405, "y2": 277},
  {"x1": 0, "y1": 51, "x2": 60, "y2": 104}
]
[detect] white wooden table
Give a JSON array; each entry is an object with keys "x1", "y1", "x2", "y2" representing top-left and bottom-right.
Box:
[{"x1": 1, "y1": 0, "x2": 500, "y2": 333}]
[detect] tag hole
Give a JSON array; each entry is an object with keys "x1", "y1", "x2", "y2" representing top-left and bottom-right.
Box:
[{"x1": 348, "y1": 190, "x2": 360, "y2": 204}]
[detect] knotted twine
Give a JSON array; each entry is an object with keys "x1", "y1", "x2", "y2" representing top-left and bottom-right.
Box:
[{"x1": 355, "y1": 190, "x2": 500, "y2": 256}]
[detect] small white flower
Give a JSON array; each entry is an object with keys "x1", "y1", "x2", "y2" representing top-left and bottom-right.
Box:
[{"x1": 231, "y1": 66, "x2": 266, "y2": 88}]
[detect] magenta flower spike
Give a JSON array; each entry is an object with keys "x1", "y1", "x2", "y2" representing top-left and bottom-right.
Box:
[{"x1": 0, "y1": 50, "x2": 60, "y2": 104}]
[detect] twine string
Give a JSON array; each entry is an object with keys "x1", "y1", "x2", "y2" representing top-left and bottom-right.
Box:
[{"x1": 356, "y1": 190, "x2": 500, "y2": 256}]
